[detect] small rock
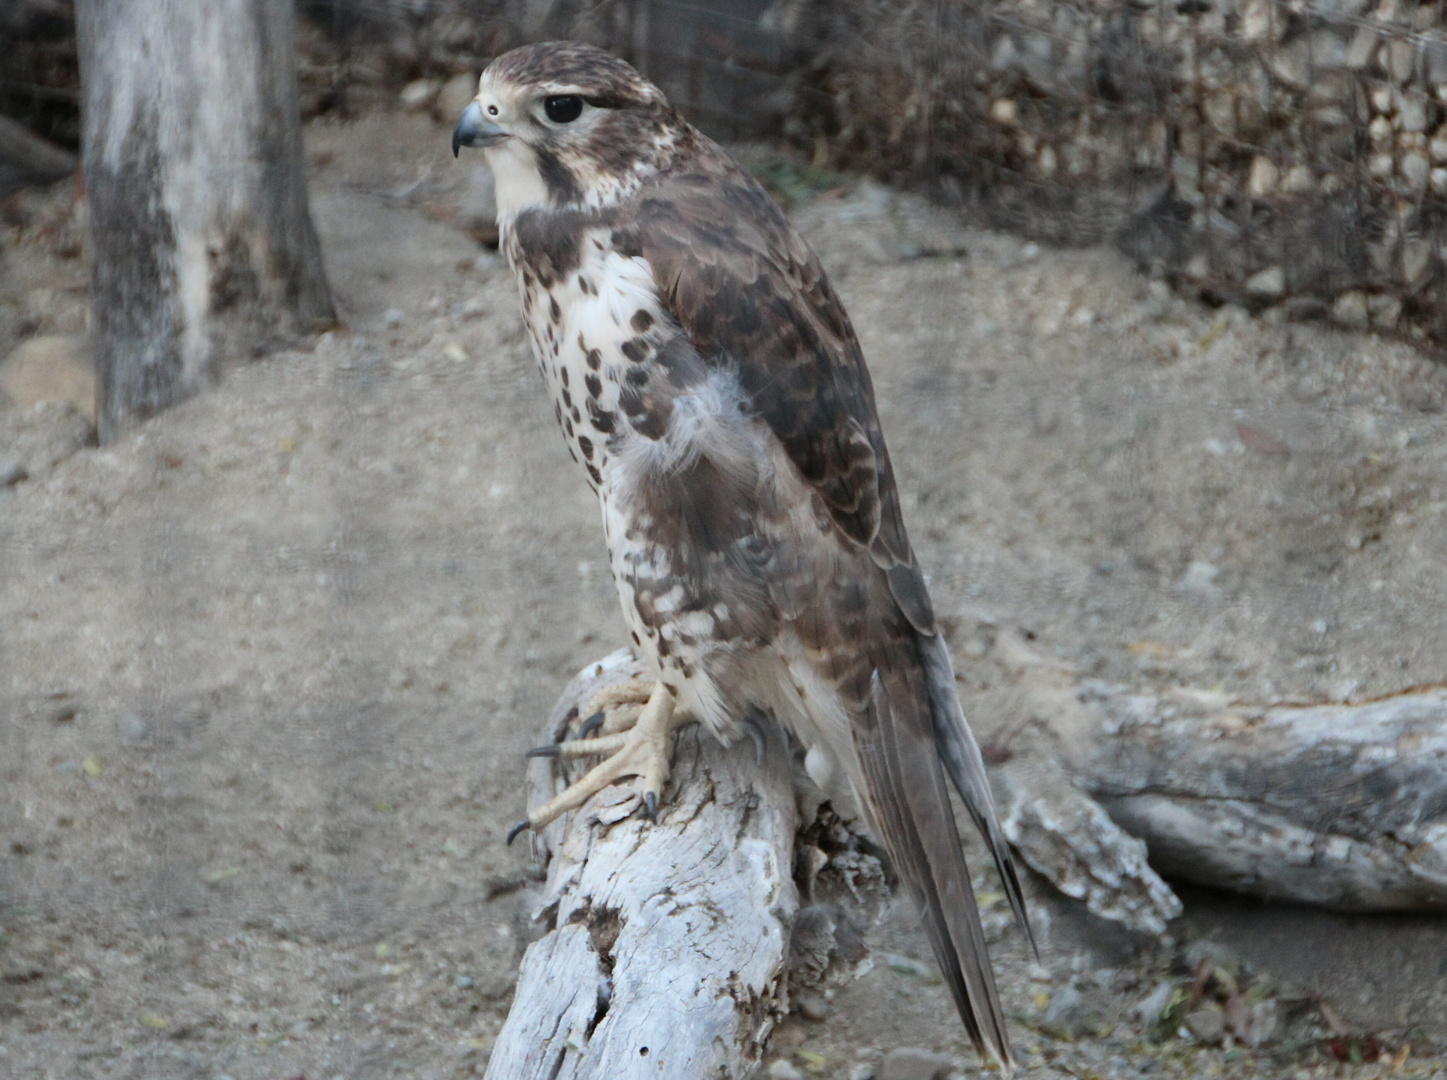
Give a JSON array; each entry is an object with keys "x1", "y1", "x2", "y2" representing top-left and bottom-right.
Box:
[
  {"x1": 1331, "y1": 291, "x2": 1370, "y2": 330},
  {"x1": 1180, "y1": 560, "x2": 1220, "y2": 595},
  {"x1": 990, "y1": 98, "x2": 1018, "y2": 126},
  {"x1": 1245, "y1": 266, "x2": 1284, "y2": 297},
  {"x1": 848, "y1": 1064, "x2": 876, "y2": 1080},
  {"x1": 1240, "y1": 0, "x2": 1282, "y2": 43},
  {"x1": 1399, "y1": 92, "x2": 1429, "y2": 133},
  {"x1": 436, "y1": 72, "x2": 480, "y2": 124},
  {"x1": 766, "y1": 1060, "x2": 804, "y2": 1080},
  {"x1": 881, "y1": 1047, "x2": 953, "y2": 1080},
  {"x1": 0, "y1": 455, "x2": 26, "y2": 486},
  {"x1": 1386, "y1": 39, "x2": 1416, "y2": 83},
  {"x1": 1369, "y1": 293, "x2": 1402, "y2": 329},
  {"x1": 1247, "y1": 155, "x2": 1278, "y2": 198},
  {"x1": 1184, "y1": 1003, "x2": 1226, "y2": 1045},
  {"x1": 795, "y1": 991, "x2": 829, "y2": 1022},
  {"x1": 1280, "y1": 164, "x2": 1315, "y2": 193},
  {"x1": 1403, "y1": 240, "x2": 1434, "y2": 287},
  {"x1": 1202, "y1": 92, "x2": 1236, "y2": 137},
  {"x1": 0, "y1": 335, "x2": 95, "y2": 423},
  {"x1": 1131, "y1": 980, "x2": 1175, "y2": 1028},
  {"x1": 1041, "y1": 984, "x2": 1094, "y2": 1038},
  {"x1": 399, "y1": 78, "x2": 439, "y2": 111},
  {"x1": 1402, "y1": 151, "x2": 1431, "y2": 193},
  {"x1": 1345, "y1": 26, "x2": 1378, "y2": 69},
  {"x1": 1249, "y1": 998, "x2": 1279, "y2": 1047}
]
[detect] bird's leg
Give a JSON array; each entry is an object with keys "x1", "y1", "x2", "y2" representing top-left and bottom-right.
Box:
[{"x1": 509, "y1": 681, "x2": 693, "y2": 843}]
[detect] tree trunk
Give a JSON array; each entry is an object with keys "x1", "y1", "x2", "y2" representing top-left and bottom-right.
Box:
[
  {"x1": 75, "y1": 0, "x2": 334, "y2": 442},
  {"x1": 491, "y1": 650, "x2": 803, "y2": 1080}
]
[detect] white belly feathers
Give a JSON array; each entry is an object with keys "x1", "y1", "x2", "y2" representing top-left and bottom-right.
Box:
[{"x1": 513, "y1": 226, "x2": 660, "y2": 490}]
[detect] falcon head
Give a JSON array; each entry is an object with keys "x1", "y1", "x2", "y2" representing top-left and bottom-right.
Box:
[{"x1": 453, "y1": 41, "x2": 689, "y2": 218}]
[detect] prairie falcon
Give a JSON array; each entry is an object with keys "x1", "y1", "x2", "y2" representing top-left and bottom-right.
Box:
[{"x1": 454, "y1": 41, "x2": 1031, "y2": 1069}]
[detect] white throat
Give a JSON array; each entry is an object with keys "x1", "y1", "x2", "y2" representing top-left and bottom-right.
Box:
[{"x1": 486, "y1": 140, "x2": 549, "y2": 224}]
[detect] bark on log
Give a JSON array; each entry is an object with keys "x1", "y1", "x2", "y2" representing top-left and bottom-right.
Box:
[
  {"x1": 488, "y1": 650, "x2": 800, "y2": 1080},
  {"x1": 990, "y1": 631, "x2": 1447, "y2": 933},
  {"x1": 75, "y1": 0, "x2": 335, "y2": 442}
]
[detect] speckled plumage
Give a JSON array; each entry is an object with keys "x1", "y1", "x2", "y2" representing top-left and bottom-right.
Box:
[{"x1": 463, "y1": 41, "x2": 1031, "y2": 1070}]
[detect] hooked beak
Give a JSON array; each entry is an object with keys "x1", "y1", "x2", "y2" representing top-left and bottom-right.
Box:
[{"x1": 453, "y1": 101, "x2": 508, "y2": 157}]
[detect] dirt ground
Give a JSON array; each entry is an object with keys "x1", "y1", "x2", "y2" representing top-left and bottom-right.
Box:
[{"x1": 3, "y1": 109, "x2": 1447, "y2": 1079}]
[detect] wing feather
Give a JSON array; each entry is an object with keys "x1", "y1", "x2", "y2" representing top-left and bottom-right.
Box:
[
  {"x1": 860, "y1": 666, "x2": 1013, "y2": 1070},
  {"x1": 610, "y1": 150, "x2": 934, "y2": 632},
  {"x1": 611, "y1": 134, "x2": 1033, "y2": 1064}
]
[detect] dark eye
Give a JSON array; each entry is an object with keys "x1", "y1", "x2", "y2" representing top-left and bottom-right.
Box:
[{"x1": 544, "y1": 95, "x2": 583, "y2": 123}]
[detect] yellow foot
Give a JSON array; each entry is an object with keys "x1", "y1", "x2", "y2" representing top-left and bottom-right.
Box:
[
  {"x1": 575, "y1": 677, "x2": 655, "y2": 737},
  {"x1": 508, "y1": 682, "x2": 692, "y2": 844}
]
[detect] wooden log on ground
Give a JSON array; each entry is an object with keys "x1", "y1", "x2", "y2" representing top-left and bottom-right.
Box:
[
  {"x1": 488, "y1": 650, "x2": 801, "y2": 1080},
  {"x1": 0, "y1": 115, "x2": 77, "y2": 195},
  {"x1": 75, "y1": 0, "x2": 335, "y2": 442},
  {"x1": 990, "y1": 631, "x2": 1447, "y2": 932}
]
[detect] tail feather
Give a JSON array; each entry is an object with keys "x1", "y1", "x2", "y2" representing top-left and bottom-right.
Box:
[
  {"x1": 920, "y1": 633, "x2": 1037, "y2": 958},
  {"x1": 858, "y1": 666, "x2": 1014, "y2": 1072}
]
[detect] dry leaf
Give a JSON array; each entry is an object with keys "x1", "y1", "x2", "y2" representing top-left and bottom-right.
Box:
[{"x1": 1236, "y1": 421, "x2": 1290, "y2": 455}]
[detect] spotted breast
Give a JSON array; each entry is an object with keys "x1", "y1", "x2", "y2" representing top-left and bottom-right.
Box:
[{"x1": 503, "y1": 206, "x2": 766, "y2": 736}]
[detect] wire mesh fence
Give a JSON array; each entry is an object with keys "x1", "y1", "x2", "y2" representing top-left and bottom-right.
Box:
[
  {"x1": 808, "y1": 0, "x2": 1447, "y2": 346},
  {"x1": 286, "y1": 0, "x2": 1447, "y2": 349},
  {"x1": 8, "y1": 0, "x2": 1447, "y2": 346}
]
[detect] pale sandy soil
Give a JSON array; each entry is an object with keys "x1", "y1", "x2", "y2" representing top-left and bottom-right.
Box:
[{"x1": 2, "y1": 110, "x2": 1446, "y2": 1079}]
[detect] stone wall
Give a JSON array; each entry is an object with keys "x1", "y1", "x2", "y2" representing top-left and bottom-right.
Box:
[
  {"x1": 817, "y1": 0, "x2": 1447, "y2": 344},
  {"x1": 9, "y1": 0, "x2": 1447, "y2": 346}
]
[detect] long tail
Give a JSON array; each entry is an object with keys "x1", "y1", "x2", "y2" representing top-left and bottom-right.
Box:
[
  {"x1": 919, "y1": 632, "x2": 1035, "y2": 957},
  {"x1": 855, "y1": 634, "x2": 1032, "y2": 1073}
]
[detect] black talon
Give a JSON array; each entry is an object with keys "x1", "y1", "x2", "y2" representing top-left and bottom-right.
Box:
[
  {"x1": 575, "y1": 710, "x2": 606, "y2": 739},
  {"x1": 506, "y1": 820, "x2": 531, "y2": 846},
  {"x1": 643, "y1": 791, "x2": 658, "y2": 822},
  {"x1": 525, "y1": 744, "x2": 561, "y2": 759}
]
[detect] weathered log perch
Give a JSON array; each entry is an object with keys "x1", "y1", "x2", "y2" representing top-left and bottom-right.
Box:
[
  {"x1": 990, "y1": 631, "x2": 1447, "y2": 933},
  {"x1": 488, "y1": 635, "x2": 1447, "y2": 1072},
  {"x1": 487, "y1": 650, "x2": 802, "y2": 1080}
]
